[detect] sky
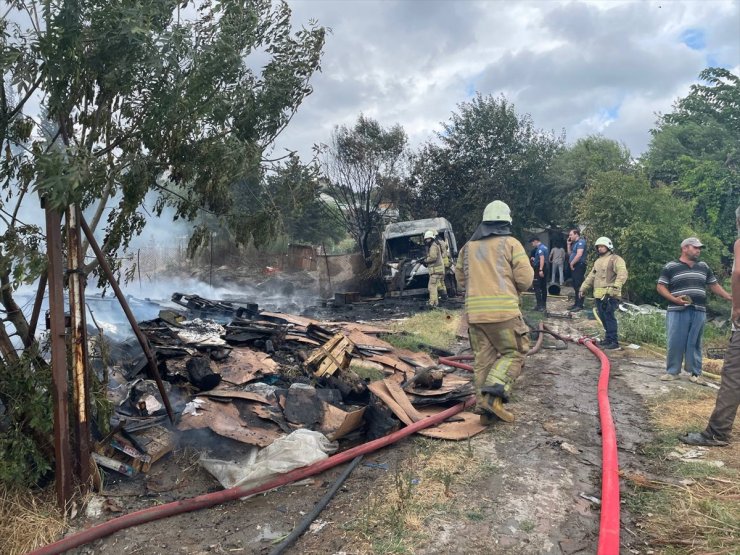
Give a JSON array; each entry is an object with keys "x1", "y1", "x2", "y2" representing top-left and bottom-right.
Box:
[{"x1": 272, "y1": 0, "x2": 740, "y2": 161}]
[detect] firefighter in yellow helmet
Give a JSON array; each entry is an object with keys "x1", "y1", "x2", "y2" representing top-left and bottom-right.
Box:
[
  {"x1": 423, "y1": 230, "x2": 445, "y2": 307},
  {"x1": 455, "y1": 200, "x2": 533, "y2": 424}
]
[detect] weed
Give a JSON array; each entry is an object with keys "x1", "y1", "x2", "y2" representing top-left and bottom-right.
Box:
[
  {"x1": 382, "y1": 310, "x2": 460, "y2": 353},
  {"x1": 349, "y1": 362, "x2": 385, "y2": 382},
  {"x1": 519, "y1": 520, "x2": 535, "y2": 532},
  {"x1": 466, "y1": 511, "x2": 485, "y2": 521}
]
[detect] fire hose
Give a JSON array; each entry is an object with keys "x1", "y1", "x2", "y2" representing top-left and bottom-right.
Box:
[
  {"x1": 440, "y1": 323, "x2": 620, "y2": 555},
  {"x1": 31, "y1": 397, "x2": 476, "y2": 555}
]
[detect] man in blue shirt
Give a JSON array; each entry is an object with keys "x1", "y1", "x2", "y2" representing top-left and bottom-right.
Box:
[
  {"x1": 529, "y1": 237, "x2": 549, "y2": 311},
  {"x1": 567, "y1": 228, "x2": 587, "y2": 311}
]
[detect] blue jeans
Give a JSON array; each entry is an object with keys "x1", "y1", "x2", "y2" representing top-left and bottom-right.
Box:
[{"x1": 666, "y1": 308, "x2": 705, "y2": 376}]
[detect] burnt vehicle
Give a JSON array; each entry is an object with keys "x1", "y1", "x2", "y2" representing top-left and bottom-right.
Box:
[{"x1": 381, "y1": 217, "x2": 458, "y2": 298}]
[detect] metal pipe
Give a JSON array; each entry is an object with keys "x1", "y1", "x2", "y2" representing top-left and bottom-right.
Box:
[
  {"x1": 66, "y1": 204, "x2": 91, "y2": 484},
  {"x1": 26, "y1": 271, "x2": 47, "y2": 347},
  {"x1": 78, "y1": 214, "x2": 174, "y2": 423},
  {"x1": 44, "y1": 206, "x2": 73, "y2": 510}
]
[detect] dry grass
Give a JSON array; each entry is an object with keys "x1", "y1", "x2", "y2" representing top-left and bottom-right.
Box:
[
  {"x1": 0, "y1": 485, "x2": 67, "y2": 555},
  {"x1": 626, "y1": 388, "x2": 740, "y2": 553},
  {"x1": 348, "y1": 438, "x2": 485, "y2": 553}
]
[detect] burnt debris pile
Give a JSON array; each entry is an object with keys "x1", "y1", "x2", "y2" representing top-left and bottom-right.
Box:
[{"x1": 94, "y1": 292, "x2": 482, "y2": 482}]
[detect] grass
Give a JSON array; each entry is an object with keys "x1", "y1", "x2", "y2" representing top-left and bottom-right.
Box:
[
  {"x1": 346, "y1": 437, "x2": 493, "y2": 553},
  {"x1": 623, "y1": 388, "x2": 740, "y2": 554},
  {"x1": 0, "y1": 485, "x2": 67, "y2": 555},
  {"x1": 616, "y1": 311, "x2": 731, "y2": 356},
  {"x1": 380, "y1": 309, "x2": 460, "y2": 354}
]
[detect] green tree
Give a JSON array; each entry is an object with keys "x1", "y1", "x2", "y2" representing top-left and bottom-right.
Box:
[
  {"x1": 0, "y1": 0, "x2": 324, "y2": 485},
  {"x1": 547, "y1": 135, "x2": 633, "y2": 227},
  {"x1": 412, "y1": 94, "x2": 564, "y2": 241},
  {"x1": 576, "y1": 171, "x2": 722, "y2": 304},
  {"x1": 320, "y1": 115, "x2": 410, "y2": 264},
  {"x1": 644, "y1": 68, "x2": 739, "y2": 247}
]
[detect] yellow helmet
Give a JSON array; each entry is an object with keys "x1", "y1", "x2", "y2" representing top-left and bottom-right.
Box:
[{"x1": 482, "y1": 200, "x2": 512, "y2": 223}]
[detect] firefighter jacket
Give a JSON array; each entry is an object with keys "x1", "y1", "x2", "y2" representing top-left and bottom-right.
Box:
[
  {"x1": 581, "y1": 253, "x2": 628, "y2": 299},
  {"x1": 455, "y1": 235, "x2": 533, "y2": 323},
  {"x1": 438, "y1": 238, "x2": 452, "y2": 269},
  {"x1": 424, "y1": 241, "x2": 445, "y2": 274}
]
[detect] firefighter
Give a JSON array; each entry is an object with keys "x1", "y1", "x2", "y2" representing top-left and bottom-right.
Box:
[
  {"x1": 431, "y1": 229, "x2": 451, "y2": 300},
  {"x1": 455, "y1": 200, "x2": 533, "y2": 424},
  {"x1": 423, "y1": 230, "x2": 445, "y2": 307}
]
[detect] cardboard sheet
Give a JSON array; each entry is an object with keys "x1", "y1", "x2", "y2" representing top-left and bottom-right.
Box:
[
  {"x1": 368, "y1": 381, "x2": 484, "y2": 440},
  {"x1": 178, "y1": 398, "x2": 282, "y2": 447},
  {"x1": 216, "y1": 348, "x2": 278, "y2": 385},
  {"x1": 321, "y1": 404, "x2": 366, "y2": 441},
  {"x1": 405, "y1": 373, "x2": 472, "y2": 396}
]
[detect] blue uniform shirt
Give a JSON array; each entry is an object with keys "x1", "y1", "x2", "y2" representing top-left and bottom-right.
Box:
[
  {"x1": 569, "y1": 238, "x2": 587, "y2": 267},
  {"x1": 533, "y1": 244, "x2": 549, "y2": 270}
]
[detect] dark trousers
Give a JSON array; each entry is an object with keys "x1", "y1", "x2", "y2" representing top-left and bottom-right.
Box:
[
  {"x1": 596, "y1": 297, "x2": 619, "y2": 344},
  {"x1": 534, "y1": 268, "x2": 548, "y2": 307},
  {"x1": 571, "y1": 264, "x2": 586, "y2": 307},
  {"x1": 705, "y1": 331, "x2": 740, "y2": 442}
]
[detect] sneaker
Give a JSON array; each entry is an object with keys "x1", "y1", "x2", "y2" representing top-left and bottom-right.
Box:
[
  {"x1": 601, "y1": 342, "x2": 621, "y2": 350},
  {"x1": 688, "y1": 375, "x2": 705, "y2": 385},
  {"x1": 679, "y1": 432, "x2": 729, "y2": 447},
  {"x1": 660, "y1": 373, "x2": 679, "y2": 381}
]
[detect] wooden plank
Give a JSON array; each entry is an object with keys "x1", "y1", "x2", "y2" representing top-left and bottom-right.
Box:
[{"x1": 384, "y1": 379, "x2": 426, "y2": 422}]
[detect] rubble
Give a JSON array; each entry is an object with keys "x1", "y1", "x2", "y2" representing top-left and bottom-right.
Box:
[{"x1": 92, "y1": 292, "x2": 482, "y2": 486}]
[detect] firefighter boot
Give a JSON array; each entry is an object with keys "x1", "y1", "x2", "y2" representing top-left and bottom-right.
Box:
[{"x1": 491, "y1": 397, "x2": 514, "y2": 423}]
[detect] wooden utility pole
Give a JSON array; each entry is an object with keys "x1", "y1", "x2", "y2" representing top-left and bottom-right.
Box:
[
  {"x1": 66, "y1": 204, "x2": 91, "y2": 485},
  {"x1": 45, "y1": 205, "x2": 73, "y2": 509}
]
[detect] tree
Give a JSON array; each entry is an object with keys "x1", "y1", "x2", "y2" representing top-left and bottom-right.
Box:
[
  {"x1": 0, "y1": 0, "x2": 324, "y2": 485},
  {"x1": 546, "y1": 135, "x2": 633, "y2": 227},
  {"x1": 644, "y1": 68, "x2": 740, "y2": 247},
  {"x1": 412, "y1": 94, "x2": 564, "y2": 241},
  {"x1": 576, "y1": 171, "x2": 722, "y2": 304},
  {"x1": 320, "y1": 115, "x2": 410, "y2": 263}
]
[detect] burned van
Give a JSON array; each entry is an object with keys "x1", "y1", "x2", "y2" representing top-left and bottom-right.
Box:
[{"x1": 381, "y1": 217, "x2": 458, "y2": 297}]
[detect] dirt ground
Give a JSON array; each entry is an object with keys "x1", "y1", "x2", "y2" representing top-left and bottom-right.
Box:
[{"x1": 67, "y1": 292, "x2": 685, "y2": 555}]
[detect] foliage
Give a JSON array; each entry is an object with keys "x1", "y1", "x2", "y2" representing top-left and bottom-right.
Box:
[
  {"x1": 320, "y1": 115, "x2": 410, "y2": 263},
  {"x1": 546, "y1": 135, "x2": 633, "y2": 227},
  {"x1": 0, "y1": 0, "x2": 324, "y2": 485},
  {"x1": 228, "y1": 154, "x2": 345, "y2": 248},
  {"x1": 412, "y1": 94, "x2": 564, "y2": 241},
  {"x1": 644, "y1": 68, "x2": 740, "y2": 248},
  {"x1": 576, "y1": 171, "x2": 720, "y2": 304}
]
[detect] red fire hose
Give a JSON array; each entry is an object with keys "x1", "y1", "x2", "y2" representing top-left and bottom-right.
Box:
[
  {"x1": 441, "y1": 326, "x2": 620, "y2": 555},
  {"x1": 31, "y1": 397, "x2": 475, "y2": 555}
]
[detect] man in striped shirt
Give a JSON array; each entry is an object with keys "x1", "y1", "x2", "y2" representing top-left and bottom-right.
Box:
[{"x1": 656, "y1": 237, "x2": 732, "y2": 383}]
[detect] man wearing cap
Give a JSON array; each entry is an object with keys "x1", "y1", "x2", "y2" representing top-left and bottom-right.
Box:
[
  {"x1": 680, "y1": 206, "x2": 740, "y2": 446},
  {"x1": 455, "y1": 200, "x2": 533, "y2": 424},
  {"x1": 657, "y1": 237, "x2": 732, "y2": 383}
]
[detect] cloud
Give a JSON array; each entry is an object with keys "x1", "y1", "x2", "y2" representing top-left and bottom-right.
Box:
[{"x1": 276, "y1": 0, "x2": 739, "y2": 159}]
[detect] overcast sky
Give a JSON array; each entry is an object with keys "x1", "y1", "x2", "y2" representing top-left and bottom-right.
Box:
[{"x1": 273, "y1": 0, "x2": 740, "y2": 161}]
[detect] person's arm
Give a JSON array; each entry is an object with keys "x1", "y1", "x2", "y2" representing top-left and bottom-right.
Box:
[
  {"x1": 537, "y1": 253, "x2": 545, "y2": 278},
  {"x1": 732, "y1": 239, "x2": 740, "y2": 323},
  {"x1": 708, "y1": 282, "x2": 732, "y2": 301},
  {"x1": 511, "y1": 241, "x2": 534, "y2": 293},
  {"x1": 580, "y1": 266, "x2": 595, "y2": 297},
  {"x1": 570, "y1": 245, "x2": 584, "y2": 268},
  {"x1": 549, "y1": 250, "x2": 554, "y2": 263},
  {"x1": 656, "y1": 283, "x2": 690, "y2": 305}
]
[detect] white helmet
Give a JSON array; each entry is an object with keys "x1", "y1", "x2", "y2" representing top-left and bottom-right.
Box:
[
  {"x1": 423, "y1": 230, "x2": 436, "y2": 240},
  {"x1": 594, "y1": 236, "x2": 613, "y2": 250}
]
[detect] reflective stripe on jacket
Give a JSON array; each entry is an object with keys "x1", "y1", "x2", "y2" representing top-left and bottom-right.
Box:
[
  {"x1": 454, "y1": 235, "x2": 534, "y2": 323},
  {"x1": 581, "y1": 253, "x2": 628, "y2": 298}
]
